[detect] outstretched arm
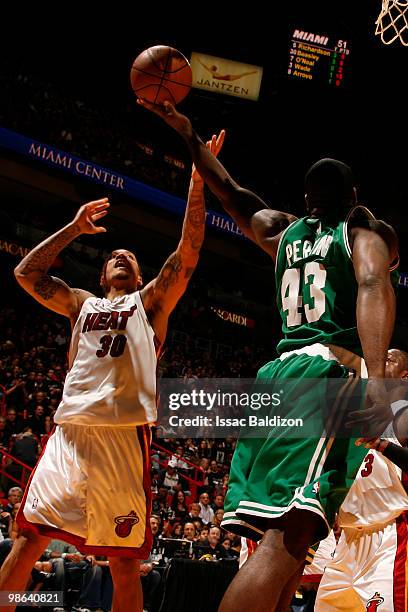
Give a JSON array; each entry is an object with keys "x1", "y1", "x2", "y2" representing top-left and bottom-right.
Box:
[
  {"x1": 347, "y1": 225, "x2": 397, "y2": 435},
  {"x1": 137, "y1": 100, "x2": 296, "y2": 258},
  {"x1": 141, "y1": 133, "x2": 224, "y2": 344},
  {"x1": 352, "y1": 225, "x2": 396, "y2": 378},
  {"x1": 14, "y1": 199, "x2": 110, "y2": 320}
]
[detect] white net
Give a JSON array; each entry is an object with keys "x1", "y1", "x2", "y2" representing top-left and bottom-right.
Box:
[{"x1": 376, "y1": 0, "x2": 408, "y2": 45}]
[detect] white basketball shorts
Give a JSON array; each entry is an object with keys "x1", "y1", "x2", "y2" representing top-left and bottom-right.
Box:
[
  {"x1": 315, "y1": 515, "x2": 408, "y2": 611},
  {"x1": 17, "y1": 423, "x2": 152, "y2": 558}
]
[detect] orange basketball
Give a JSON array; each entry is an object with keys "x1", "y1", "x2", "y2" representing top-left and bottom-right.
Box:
[{"x1": 130, "y1": 45, "x2": 192, "y2": 105}]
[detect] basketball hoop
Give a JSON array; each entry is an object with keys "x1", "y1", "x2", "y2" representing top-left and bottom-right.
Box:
[{"x1": 376, "y1": 0, "x2": 408, "y2": 45}]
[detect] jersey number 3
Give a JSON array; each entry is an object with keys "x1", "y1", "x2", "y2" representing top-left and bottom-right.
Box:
[
  {"x1": 281, "y1": 262, "x2": 327, "y2": 327},
  {"x1": 96, "y1": 334, "x2": 127, "y2": 358}
]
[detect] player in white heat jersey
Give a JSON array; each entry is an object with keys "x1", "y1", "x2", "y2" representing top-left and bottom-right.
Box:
[
  {"x1": 0, "y1": 130, "x2": 224, "y2": 612},
  {"x1": 316, "y1": 348, "x2": 408, "y2": 612}
]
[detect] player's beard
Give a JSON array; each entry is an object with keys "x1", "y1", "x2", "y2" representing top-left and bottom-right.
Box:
[{"x1": 113, "y1": 269, "x2": 131, "y2": 280}]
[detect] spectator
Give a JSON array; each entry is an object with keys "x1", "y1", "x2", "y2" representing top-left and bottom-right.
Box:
[
  {"x1": 10, "y1": 427, "x2": 40, "y2": 468},
  {"x1": 192, "y1": 518, "x2": 204, "y2": 535},
  {"x1": 170, "y1": 445, "x2": 189, "y2": 471},
  {"x1": 198, "y1": 493, "x2": 214, "y2": 525},
  {"x1": 140, "y1": 557, "x2": 162, "y2": 612},
  {"x1": 74, "y1": 556, "x2": 113, "y2": 612},
  {"x1": 5, "y1": 408, "x2": 24, "y2": 437},
  {"x1": 184, "y1": 438, "x2": 197, "y2": 459},
  {"x1": 36, "y1": 539, "x2": 88, "y2": 610},
  {"x1": 197, "y1": 440, "x2": 211, "y2": 459},
  {"x1": 183, "y1": 522, "x2": 196, "y2": 542},
  {"x1": 22, "y1": 371, "x2": 37, "y2": 395},
  {"x1": 213, "y1": 508, "x2": 225, "y2": 528},
  {"x1": 207, "y1": 460, "x2": 223, "y2": 491},
  {"x1": 198, "y1": 527, "x2": 209, "y2": 543},
  {"x1": 3, "y1": 487, "x2": 23, "y2": 515},
  {"x1": 221, "y1": 473, "x2": 229, "y2": 498},
  {"x1": 158, "y1": 459, "x2": 179, "y2": 493},
  {"x1": 221, "y1": 537, "x2": 239, "y2": 558},
  {"x1": 187, "y1": 502, "x2": 201, "y2": 521},
  {"x1": 0, "y1": 417, "x2": 10, "y2": 450},
  {"x1": 5, "y1": 378, "x2": 26, "y2": 407},
  {"x1": 28, "y1": 405, "x2": 46, "y2": 435},
  {"x1": 150, "y1": 515, "x2": 161, "y2": 542},
  {"x1": 196, "y1": 526, "x2": 228, "y2": 560},
  {"x1": 0, "y1": 507, "x2": 12, "y2": 540},
  {"x1": 7, "y1": 427, "x2": 40, "y2": 487},
  {"x1": 152, "y1": 486, "x2": 169, "y2": 516},
  {"x1": 212, "y1": 494, "x2": 225, "y2": 512},
  {"x1": 170, "y1": 490, "x2": 189, "y2": 522}
]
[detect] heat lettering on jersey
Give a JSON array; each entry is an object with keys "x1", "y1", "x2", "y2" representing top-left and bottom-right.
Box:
[{"x1": 82, "y1": 305, "x2": 137, "y2": 333}]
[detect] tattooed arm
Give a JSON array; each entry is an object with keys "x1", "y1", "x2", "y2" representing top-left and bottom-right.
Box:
[
  {"x1": 14, "y1": 199, "x2": 110, "y2": 320},
  {"x1": 142, "y1": 133, "x2": 224, "y2": 344}
]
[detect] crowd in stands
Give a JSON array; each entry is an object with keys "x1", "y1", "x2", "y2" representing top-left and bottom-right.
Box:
[{"x1": 0, "y1": 71, "x2": 192, "y2": 201}]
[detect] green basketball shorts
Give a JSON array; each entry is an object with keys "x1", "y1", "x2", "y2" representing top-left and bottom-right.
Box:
[{"x1": 222, "y1": 343, "x2": 368, "y2": 544}]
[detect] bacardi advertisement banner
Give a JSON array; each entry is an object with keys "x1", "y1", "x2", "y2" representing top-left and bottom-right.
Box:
[{"x1": 211, "y1": 306, "x2": 255, "y2": 328}]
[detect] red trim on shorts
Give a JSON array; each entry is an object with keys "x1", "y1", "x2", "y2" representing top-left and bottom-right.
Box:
[
  {"x1": 17, "y1": 424, "x2": 153, "y2": 559},
  {"x1": 393, "y1": 512, "x2": 408, "y2": 612},
  {"x1": 136, "y1": 424, "x2": 153, "y2": 556},
  {"x1": 301, "y1": 574, "x2": 322, "y2": 584},
  {"x1": 247, "y1": 539, "x2": 258, "y2": 557}
]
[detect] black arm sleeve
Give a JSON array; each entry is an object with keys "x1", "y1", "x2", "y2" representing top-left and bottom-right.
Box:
[{"x1": 382, "y1": 441, "x2": 408, "y2": 472}]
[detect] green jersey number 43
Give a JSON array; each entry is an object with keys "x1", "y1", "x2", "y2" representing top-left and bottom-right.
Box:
[{"x1": 281, "y1": 262, "x2": 327, "y2": 327}]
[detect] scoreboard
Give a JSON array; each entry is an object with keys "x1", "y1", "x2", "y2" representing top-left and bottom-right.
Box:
[{"x1": 288, "y1": 29, "x2": 351, "y2": 87}]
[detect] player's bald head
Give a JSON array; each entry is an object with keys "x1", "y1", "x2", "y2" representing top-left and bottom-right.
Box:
[
  {"x1": 392, "y1": 349, "x2": 408, "y2": 372},
  {"x1": 386, "y1": 348, "x2": 408, "y2": 381},
  {"x1": 305, "y1": 158, "x2": 356, "y2": 215}
]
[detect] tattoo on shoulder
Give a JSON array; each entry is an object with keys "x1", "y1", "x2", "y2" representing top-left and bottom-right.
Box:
[{"x1": 34, "y1": 275, "x2": 59, "y2": 300}]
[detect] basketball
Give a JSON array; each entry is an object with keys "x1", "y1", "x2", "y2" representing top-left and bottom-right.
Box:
[{"x1": 130, "y1": 45, "x2": 192, "y2": 105}]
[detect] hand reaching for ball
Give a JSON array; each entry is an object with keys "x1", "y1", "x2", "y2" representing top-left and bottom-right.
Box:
[
  {"x1": 137, "y1": 99, "x2": 194, "y2": 139},
  {"x1": 138, "y1": 97, "x2": 225, "y2": 180}
]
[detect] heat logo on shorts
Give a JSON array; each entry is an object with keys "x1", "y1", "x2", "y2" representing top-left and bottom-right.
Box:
[
  {"x1": 114, "y1": 510, "x2": 139, "y2": 538},
  {"x1": 366, "y1": 592, "x2": 384, "y2": 611}
]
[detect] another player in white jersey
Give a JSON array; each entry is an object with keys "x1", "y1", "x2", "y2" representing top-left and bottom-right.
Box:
[
  {"x1": 0, "y1": 132, "x2": 224, "y2": 612},
  {"x1": 316, "y1": 348, "x2": 408, "y2": 611}
]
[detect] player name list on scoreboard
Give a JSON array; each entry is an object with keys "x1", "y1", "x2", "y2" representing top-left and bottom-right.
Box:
[{"x1": 288, "y1": 29, "x2": 350, "y2": 87}]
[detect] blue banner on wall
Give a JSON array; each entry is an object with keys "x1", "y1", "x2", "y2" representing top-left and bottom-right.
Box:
[{"x1": 0, "y1": 126, "x2": 244, "y2": 240}]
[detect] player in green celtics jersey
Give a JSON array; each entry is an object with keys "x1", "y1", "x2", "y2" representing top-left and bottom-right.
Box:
[{"x1": 140, "y1": 99, "x2": 399, "y2": 612}]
